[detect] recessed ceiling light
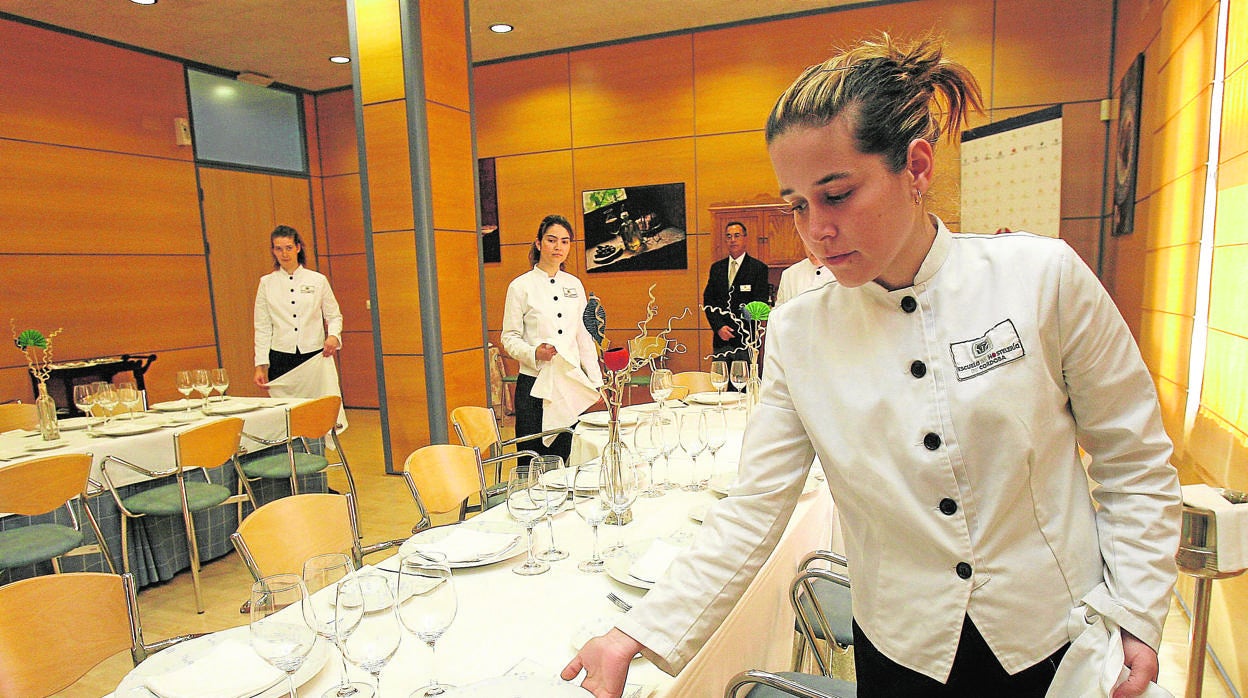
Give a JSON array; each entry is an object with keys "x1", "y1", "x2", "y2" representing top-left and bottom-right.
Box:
[
  {"x1": 329, "y1": 55, "x2": 351, "y2": 64},
  {"x1": 489, "y1": 23, "x2": 513, "y2": 34},
  {"x1": 130, "y1": 0, "x2": 158, "y2": 5}
]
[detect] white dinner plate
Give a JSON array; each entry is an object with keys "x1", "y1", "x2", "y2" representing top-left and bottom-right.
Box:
[
  {"x1": 113, "y1": 625, "x2": 330, "y2": 698},
  {"x1": 397, "y1": 520, "x2": 526, "y2": 569},
  {"x1": 150, "y1": 399, "x2": 197, "y2": 412},
  {"x1": 445, "y1": 676, "x2": 591, "y2": 697},
  {"x1": 579, "y1": 411, "x2": 639, "y2": 428},
  {"x1": 688, "y1": 502, "x2": 710, "y2": 523},
  {"x1": 93, "y1": 419, "x2": 167, "y2": 437},
  {"x1": 57, "y1": 416, "x2": 93, "y2": 431},
  {"x1": 604, "y1": 540, "x2": 669, "y2": 591},
  {"x1": 542, "y1": 464, "x2": 599, "y2": 492},
  {"x1": 24, "y1": 439, "x2": 68, "y2": 452},
  {"x1": 686, "y1": 391, "x2": 745, "y2": 406},
  {"x1": 202, "y1": 400, "x2": 262, "y2": 416}
]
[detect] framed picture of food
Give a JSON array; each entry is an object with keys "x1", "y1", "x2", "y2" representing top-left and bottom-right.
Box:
[
  {"x1": 1112, "y1": 53, "x2": 1144, "y2": 237},
  {"x1": 581, "y1": 182, "x2": 688, "y2": 273}
]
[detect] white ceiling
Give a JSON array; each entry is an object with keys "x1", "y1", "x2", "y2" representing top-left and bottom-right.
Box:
[{"x1": 0, "y1": 0, "x2": 872, "y2": 92}]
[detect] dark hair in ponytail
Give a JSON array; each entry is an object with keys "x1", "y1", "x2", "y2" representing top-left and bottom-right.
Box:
[
  {"x1": 529, "y1": 214, "x2": 574, "y2": 267},
  {"x1": 270, "y1": 224, "x2": 307, "y2": 268}
]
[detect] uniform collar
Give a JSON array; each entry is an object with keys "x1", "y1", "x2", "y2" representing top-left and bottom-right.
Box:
[{"x1": 856, "y1": 214, "x2": 951, "y2": 303}]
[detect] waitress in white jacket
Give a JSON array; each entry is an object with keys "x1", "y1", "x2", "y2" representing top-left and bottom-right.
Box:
[
  {"x1": 501, "y1": 215, "x2": 603, "y2": 462},
  {"x1": 253, "y1": 225, "x2": 343, "y2": 388}
]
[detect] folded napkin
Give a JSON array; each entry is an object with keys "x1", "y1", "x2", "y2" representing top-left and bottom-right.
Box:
[
  {"x1": 415, "y1": 527, "x2": 521, "y2": 563},
  {"x1": 531, "y1": 348, "x2": 600, "y2": 445},
  {"x1": 3, "y1": 428, "x2": 38, "y2": 438},
  {"x1": 1182, "y1": 484, "x2": 1248, "y2": 571},
  {"x1": 265, "y1": 354, "x2": 349, "y2": 433},
  {"x1": 144, "y1": 639, "x2": 283, "y2": 698},
  {"x1": 627, "y1": 539, "x2": 683, "y2": 584}
]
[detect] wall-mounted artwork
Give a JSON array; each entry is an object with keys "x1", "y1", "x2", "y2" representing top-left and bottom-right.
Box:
[
  {"x1": 582, "y1": 182, "x2": 687, "y2": 273},
  {"x1": 478, "y1": 157, "x2": 501, "y2": 263},
  {"x1": 1112, "y1": 53, "x2": 1144, "y2": 237}
]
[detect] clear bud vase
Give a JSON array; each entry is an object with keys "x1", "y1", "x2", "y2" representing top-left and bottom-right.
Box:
[
  {"x1": 35, "y1": 381, "x2": 60, "y2": 441},
  {"x1": 602, "y1": 419, "x2": 634, "y2": 526},
  {"x1": 745, "y1": 362, "x2": 761, "y2": 417}
]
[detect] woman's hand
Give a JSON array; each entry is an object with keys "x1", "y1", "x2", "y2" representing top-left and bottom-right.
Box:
[
  {"x1": 322, "y1": 336, "x2": 341, "y2": 356},
  {"x1": 535, "y1": 343, "x2": 557, "y2": 362},
  {"x1": 561, "y1": 628, "x2": 643, "y2": 698},
  {"x1": 1112, "y1": 630, "x2": 1159, "y2": 698},
  {"x1": 253, "y1": 365, "x2": 269, "y2": 388}
]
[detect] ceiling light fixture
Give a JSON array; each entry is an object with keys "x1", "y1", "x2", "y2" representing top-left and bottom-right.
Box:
[
  {"x1": 489, "y1": 23, "x2": 513, "y2": 34},
  {"x1": 130, "y1": 0, "x2": 158, "y2": 5},
  {"x1": 329, "y1": 55, "x2": 351, "y2": 64},
  {"x1": 236, "y1": 71, "x2": 275, "y2": 86}
]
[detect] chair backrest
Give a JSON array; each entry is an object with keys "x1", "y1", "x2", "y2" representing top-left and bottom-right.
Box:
[
  {"x1": 287, "y1": 395, "x2": 342, "y2": 440},
  {"x1": 628, "y1": 335, "x2": 667, "y2": 364},
  {"x1": 174, "y1": 417, "x2": 244, "y2": 470},
  {"x1": 791, "y1": 551, "x2": 853, "y2": 676},
  {"x1": 232, "y1": 493, "x2": 358, "y2": 579},
  {"x1": 0, "y1": 572, "x2": 139, "y2": 698},
  {"x1": 402, "y1": 444, "x2": 487, "y2": 518},
  {"x1": 0, "y1": 453, "x2": 93, "y2": 517},
  {"x1": 673, "y1": 371, "x2": 716, "y2": 395},
  {"x1": 0, "y1": 403, "x2": 37, "y2": 432},
  {"x1": 450, "y1": 405, "x2": 502, "y2": 453}
]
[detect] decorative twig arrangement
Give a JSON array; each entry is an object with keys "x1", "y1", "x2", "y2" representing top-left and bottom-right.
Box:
[
  {"x1": 700, "y1": 300, "x2": 771, "y2": 365},
  {"x1": 11, "y1": 319, "x2": 64, "y2": 384}
]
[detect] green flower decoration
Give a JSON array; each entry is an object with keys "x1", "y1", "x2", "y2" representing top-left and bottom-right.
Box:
[
  {"x1": 15, "y1": 329, "x2": 47, "y2": 350},
  {"x1": 742, "y1": 301, "x2": 772, "y2": 323}
]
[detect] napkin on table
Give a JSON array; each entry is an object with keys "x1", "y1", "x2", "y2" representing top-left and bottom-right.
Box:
[
  {"x1": 143, "y1": 639, "x2": 283, "y2": 698},
  {"x1": 414, "y1": 527, "x2": 521, "y2": 563},
  {"x1": 627, "y1": 539, "x2": 683, "y2": 584}
]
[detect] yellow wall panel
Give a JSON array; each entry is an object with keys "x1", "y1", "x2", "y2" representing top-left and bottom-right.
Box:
[
  {"x1": 420, "y1": 0, "x2": 469, "y2": 111},
  {"x1": 494, "y1": 152, "x2": 577, "y2": 245},
  {"x1": 434, "y1": 231, "x2": 485, "y2": 353},
  {"x1": 339, "y1": 330, "x2": 380, "y2": 408},
  {"x1": 1208, "y1": 244, "x2": 1248, "y2": 336},
  {"x1": 695, "y1": 131, "x2": 783, "y2": 217},
  {"x1": 1229, "y1": 0, "x2": 1248, "y2": 76},
  {"x1": 1220, "y1": 67, "x2": 1248, "y2": 167},
  {"x1": 383, "y1": 354, "x2": 431, "y2": 457},
  {"x1": 355, "y1": 0, "x2": 404, "y2": 105},
  {"x1": 327, "y1": 253, "x2": 373, "y2": 334},
  {"x1": 324, "y1": 174, "x2": 367, "y2": 255},
  {"x1": 1149, "y1": 168, "x2": 1206, "y2": 250},
  {"x1": 1155, "y1": 9, "x2": 1218, "y2": 126},
  {"x1": 1158, "y1": 0, "x2": 1219, "y2": 68},
  {"x1": 569, "y1": 35, "x2": 695, "y2": 147},
  {"x1": 1149, "y1": 86, "x2": 1212, "y2": 197},
  {"x1": 316, "y1": 89, "x2": 360, "y2": 177},
  {"x1": 474, "y1": 54, "x2": 571, "y2": 157},
  {"x1": 442, "y1": 348, "x2": 489, "y2": 417},
  {"x1": 427, "y1": 103, "x2": 477, "y2": 232},
  {"x1": 373, "y1": 230, "x2": 424, "y2": 354},
  {"x1": 1203, "y1": 329, "x2": 1248, "y2": 434},
  {"x1": 1142, "y1": 242, "x2": 1199, "y2": 316},
  {"x1": 1214, "y1": 177, "x2": 1248, "y2": 245},
  {"x1": 993, "y1": 0, "x2": 1112, "y2": 106},
  {"x1": 1139, "y1": 306, "x2": 1193, "y2": 388},
  {"x1": 362, "y1": 101, "x2": 414, "y2": 233}
]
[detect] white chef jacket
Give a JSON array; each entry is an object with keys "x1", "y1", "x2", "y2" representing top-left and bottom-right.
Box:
[
  {"x1": 617, "y1": 217, "x2": 1180, "y2": 682},
  {"x1": 253, "y1": 266, "x2": 344, "y2": 366},
  {"x1": 775, "y1": 257, "x2": 831, "y2": 306},
  {"x1": 501, "y1": 267, "x2": 603, "y2": 384}
]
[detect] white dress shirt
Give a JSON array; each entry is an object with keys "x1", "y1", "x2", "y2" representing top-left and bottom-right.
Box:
[
  {"x1": 618, "y1": 218, "x2": 1180, "y2": 683},
  {"x1": 253, "y1": 266, "x2": 343, "y2": 366},
  {"x1": 775, "y1": 257, "x2": 831, "y2": 306},
  {"x1": 501, "y1": 267, "x2": 603, "y2": 384}
]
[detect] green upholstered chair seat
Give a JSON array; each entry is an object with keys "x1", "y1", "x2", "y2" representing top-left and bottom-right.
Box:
[
  {"x1": 742, "y1": 673, "x2": 856, "y2": 698},
  {"x1": 0, "y1": 524, "x2": 85, "y2": 568},
  {"x1": 121, "y1": 481, "x2": 233, "y2": 517},
  {"x1": 242, "y1": 451, "x2": 330, "y2": 479},
  {"x1": 796, "y1": 585, "x2": 854, "y2": 647}
]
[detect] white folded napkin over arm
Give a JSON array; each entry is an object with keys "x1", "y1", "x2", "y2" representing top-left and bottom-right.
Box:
[
  {"x1": 414, "y1": 527, "x2": 521, "y2": 563},
  {"x1": 265, "y1": 354, "x2": 349, "y2": 433},
  {"x1": 627, "y1": 539, "x2": 683, "y2": 584},
  {"x1": 530, "y1": 346, "x2": 601, "y2": 445},
  {"x1": 144, "y1": 639, "x2": 284, "y2": 698}
]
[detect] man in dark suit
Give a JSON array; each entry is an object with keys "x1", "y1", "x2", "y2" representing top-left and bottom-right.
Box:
[{"x1": 702, "y1": 220, "x2": 771, "y2": 365}]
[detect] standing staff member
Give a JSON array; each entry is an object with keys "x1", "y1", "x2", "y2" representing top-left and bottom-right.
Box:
[
  {"x1": 565, "y1": 33, "x2": 1179, "y2": 698},
  {"x1": 502, "y1": 215, "x2": 603, "y2": 462},
  {"x1": 253, "y1": 225, "x2": 343, "y2": 387},
  {"x1": 702, "y1": 221, "x2": 770, "y2": 364}
]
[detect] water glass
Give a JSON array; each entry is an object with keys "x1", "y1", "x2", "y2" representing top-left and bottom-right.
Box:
[
  {"x1": 710, "y1": 360, "x2": 729, "y2": 398},
  {"x1": 600, "y1": 454, "x2": 640, "y2": 557},
  {"x1": 115, "y1": 380, "x2": 140, "y2": 420},
  {"x1": 632, "y1": 411, "x2": 663, "y2": 498},
  {"x1": 655, "y1": 410, "x2": 680, "y2": 490},
  {"x1": 572, "y1": 464, "x2": 610, "y2": 573},
  {"x1": 396, "y1": 553, "x2": 457, "y2": 696},
  {"x1": 704, "y1": 407, "x2": 728, "y2": 475},
  {"x1": 506, "y1": 466, "x2": 550, "y2": 576},
  {"x1": 302, "y1": 553, "x2": 371, "y2": 698},
  {"x1": 679, "y1": 410, "x2": 708, "y2": 492},
  {"x1": 250, "y1": 574, "x2": 317, "y2": 698},
  {"x1": 73, "y1": 384, "x2": 95, "y2": 424},
  {"x1": 531, "y1": 455, "x2": 570, "y2": 562},
  {"x1": 210, "y1": 367, "x2": 230, "y2": 403},
  {"x1": 729, "y1": 360, "x2": 748, "y2": 392},
  {"x1": 192, "y1": 369, "x2": 212, "y2": 409},
  {"x1": 337, "y1": 572, "x2": 401, "y2": 697},
  {"x1": 175, "y1": 370, "x2": 195, "y2": 412},
  {"x1": 94, "y1": 384, "x2": 119, "y2": 424},
  {"x1": 649, "y1": 369, "x2": 673, "y2": 405}
]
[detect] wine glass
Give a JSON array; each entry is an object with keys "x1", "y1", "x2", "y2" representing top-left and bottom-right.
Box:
[
  {"x1": 337, "y1": 572, "x2": 401, "y2": 697},
  {"x1": 600, "y1": 454, "x2": 640, "y2": 557},
  {"x1": 505, "y1": 466, "x2": 550, "y2": 576},
  {"x1": 73, "y1": 384, "x2": 95, "y2": 426},
  {"x1": 115, "y1": 380, "x2": 140, "y2": 420},
  {"x1": 572, "y1": 464, "x2": 610, "y2": 573},
  {"x1": 210, "y1": 367, "x2": 230, "y2": 403},
  {"x1": 302, "y1": 553, "x2": 371, "y2": 698},
  {"x1": 531, "y1": 455, "x2": 570, "y2": 562},
  {"x1": 729, "y1": 360, "x2": 749, "y2": 412},
  {"x1": 655, "y1": 409, "x2": 680, "y2": 491},
  {"x1": 192, "y1": 369, "x2": 212, "y2": 409},
  {"x1": 250, "y1": 574, "x2": 317, "y2": 698},
  {"x1": 710, "y1": 360, "x2": 729, "y2": 401},
  {"x1": 632, "y1": 411, "x2": 663, "y2": 498},
  {"x1": 679, "y1": 410, "x2": 708, "y2": 492},
  {"x1": 175, "y1": 370, "x2": 195, "y2": 413},
  {"x1": 94, "y1": 384, "x2": 119, "y2": 425},
  {"x1": 396, "y1": 553, "x2": 457, "y2": 697},
  {"x1": 704, "y1": 406, "x2": 729, "y2": 476},
  {"x1": 649, "y1": 369, "x2": 673, "y2": 406}
]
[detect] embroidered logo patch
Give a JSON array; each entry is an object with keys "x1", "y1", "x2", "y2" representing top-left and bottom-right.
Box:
[
  {"x1": 299, "y1": 284, "x2": 315, "y2": 294},
  {"x1": 562, "y1": 287, "x2": 579, "y2": 298},
  {"x1": 950, "y1": 320, "x2": 1025, "y2": 381}
]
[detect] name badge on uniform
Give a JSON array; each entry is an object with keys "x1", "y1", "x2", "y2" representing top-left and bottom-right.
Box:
[
  {"x1": 562, "y1": 287, "x2": 579, "y2": 298},
  {"x1": 740, "y1": 284, "x2": 752, "y2": 291},
  {"x1": 949, "y1": 319, "x2": 1025, "y2": 381},
  {"x1": 300, "y1": 285, "x2": 316, "y2": 294}
]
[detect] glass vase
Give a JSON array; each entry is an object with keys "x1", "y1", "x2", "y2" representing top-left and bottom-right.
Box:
[
  {"x1": 36, "y1": 381, "x2": 60, "y2": 441},
  {"x1": 601, "y1": 419, "x2": 634, "y2": 526}
]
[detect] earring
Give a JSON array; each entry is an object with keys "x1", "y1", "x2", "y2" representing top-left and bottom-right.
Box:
[{"x1": 913, "y1": 189, "x2": 924, "y2": 206}]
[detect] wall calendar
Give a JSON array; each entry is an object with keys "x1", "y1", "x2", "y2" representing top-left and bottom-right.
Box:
[{"x1": 959, "y1": 105, "x2": 1062, "y2": 237}]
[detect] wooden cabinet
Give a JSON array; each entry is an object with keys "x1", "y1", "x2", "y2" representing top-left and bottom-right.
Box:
[{"x1": 708, "y1": 202, "x2": 805, "y2": 267}]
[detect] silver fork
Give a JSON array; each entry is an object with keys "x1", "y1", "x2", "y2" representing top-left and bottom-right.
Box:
[{"x1": 607, "y1": 592, "x2": 633, "y2": 612}]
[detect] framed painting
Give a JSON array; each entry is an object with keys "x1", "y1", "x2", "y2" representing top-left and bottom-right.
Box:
[
  {"x1": 582, "y1": 182, "x2": 687, "y2": 273},
  {"x1": 1112, "y1": 53, "x2": 1144, "y2": 237}
]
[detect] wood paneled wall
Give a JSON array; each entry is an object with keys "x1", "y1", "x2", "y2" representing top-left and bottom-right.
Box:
[
  {"x1": 474, "y1": 0, "x2": 1113, "y2": 376},
  {"x1": 0, "y1": 19, "x2": 218, "y2": 405}
]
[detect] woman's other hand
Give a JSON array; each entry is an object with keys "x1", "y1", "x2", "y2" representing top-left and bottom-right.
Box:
[
  {"x1": 535, "y1": 342, "x2": 557, "y2": 362},
  {"x1": 561, "y1": 628, "x2": 643, "y2": 698},
  {"x1": 253, "y1": 365, "x2": 269, "y2": 388},
  {"x1": 1112, "y1": 630, "x2": 1160, "y2": 698},
  {"x1": 322, "y1": 335, "x2": 341, "y2": 356}
]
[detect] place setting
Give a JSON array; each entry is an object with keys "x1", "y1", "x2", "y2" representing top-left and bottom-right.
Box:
[{"x1": 392, "y1": 520, "x2": 526, "y2": 570}]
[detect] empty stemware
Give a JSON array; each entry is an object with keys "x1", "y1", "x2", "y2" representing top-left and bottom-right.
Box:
[
  {"x1": 710, "y1": 360, "x2": 729, "y2": 401},
  {"x1": 506, "y1": 465, "x2": 550, "y2": 576},
  {"x1": 210, "y1": 367, "x2": 230, "y2": 403},
  {"x1": 655, "y1": 410, "x2": 680, "y2": 491},
  {"x1": 94, "y1": 384, "x2": 119, "y2": 425},
  {"x1": 632, "y1": 411, "x2": 663, "y2": 498},
  {"x1": 250, "y1": 573, "x2": 317, "y2": 698},
  {"x1": 192, "y1": 369, "x2": 212, "y2": 410},
  {"x1": 115, "y1": 380, "x2": 141, "y2": 420},
  {"x1": 396, "y1": 552, "x2": 457, "y2": 697},
  {"x1": 175, "y1": 370, "x2": 195, "y2": 413},
  {"x1": 679, "y1": 410, "x2": 709, "y2": 492},
  {"x1": 302, "y1": 553, "x2": 371, "y2": 698},
  {"x1": 704, "y1": 406, "x2": 729, "y2": 476},
  {"x1": 600, "y1": 453, "x2": 640, "y2": 557},
  {"x1": 572, "y1": 464, "x2": 610, "y2": 573},
  {"x1": 72, "y1": 384, "x2": 95, "y2": 427},
  {"x1": 649, "y1": 369, "x2": 673, "y2": 407},
  {"x1": 337, "y1": 571, "x2": 401, "y2": 697},
  {"x1": 531, "y1": 455, "x2": 570, "y2": 562}
]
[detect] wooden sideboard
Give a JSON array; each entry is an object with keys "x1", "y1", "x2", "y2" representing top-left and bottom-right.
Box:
[{"x1": 708, "y1": 202, "x2": 806, "y2": 268}]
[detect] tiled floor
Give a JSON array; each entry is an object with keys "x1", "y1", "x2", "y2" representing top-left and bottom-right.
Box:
[{"x1": 62, "y1": 409, "x2": 1232, "y2": 696}]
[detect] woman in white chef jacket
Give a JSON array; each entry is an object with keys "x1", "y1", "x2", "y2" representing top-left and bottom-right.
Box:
[
  {"x1": 501, "y1": 215, "x2": 603, "y2": 463},
  {"x1": 253, "y1": 225, "x2": 344, "y2": 388}
]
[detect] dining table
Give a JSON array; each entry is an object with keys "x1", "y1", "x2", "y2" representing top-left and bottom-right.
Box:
[
  {"x1": 109, "y1": 394, "x2": 841, "y2": 697},
  {"x1": 0, "y1": 396, "x2": 327, "y2": 587}
]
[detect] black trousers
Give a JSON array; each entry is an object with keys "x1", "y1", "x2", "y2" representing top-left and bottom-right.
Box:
[
  {"x1": 268, "y1": 348, "x2": 317, "y2": 381},
  {"x1": 852, "y1": 617, "x2": 1068, "y2": 698},
  {"x1": 513, "y1": 373, "x2": 573, "y2": 464}
]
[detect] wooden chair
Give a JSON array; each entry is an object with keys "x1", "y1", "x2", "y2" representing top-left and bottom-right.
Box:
[
  {"x1": 625, "y1": 335, "x2": 669, "y2": 402},
  {"x1": 672, "y1": 371, "x2": 716, "y2": 400},
  {"x1": 450, "y1": 404, "x2": 568, "y2": 484},
  {"x1": 231, "y1": 493, "x2": 403, "y2": 581},
  {"x1": 0, "y1": 453, "x2": 116, "y2": 577},
  {"x1": 0, "y1": 572, "x2": 194, "y2": 698},
  {"x1": 791, "y1": 550, "x2": 853, "y2": 676},
  {"x1": 401, "y1": 443, "x2": 537, "y2": 533},
  {"x1": 0, "y1": 403, "x2": 37, "y2": 432},
  {"x1": 239, "y1": 395, "x2": 361, "y2": 534},
  {"x1": 100, "y1": 417, "x2": 257, "y2": 613},
  {"x1": 725, "y1": 669, "x2": 856, "y2": 698}
]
